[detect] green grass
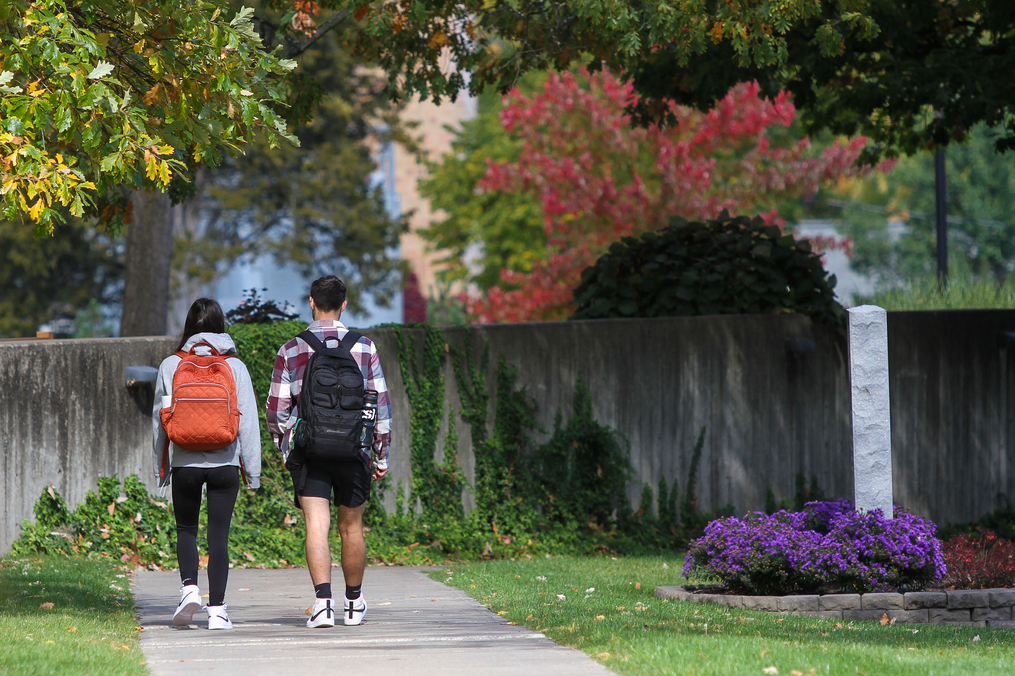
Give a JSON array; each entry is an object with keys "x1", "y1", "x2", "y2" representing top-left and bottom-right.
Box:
[
  {"x1": 860, "y1": 277, "x2": 1015, "y2": 311},
  {"x1": 429, "y1": 555, "x2": 1015, "y2": 676},
  {"x1": 0, "y1": 554, "x2": 146, "y2": 676}
]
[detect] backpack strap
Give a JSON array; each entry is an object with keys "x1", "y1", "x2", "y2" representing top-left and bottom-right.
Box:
[
  {"x1": 159, "y1": 437, "x2": 170, "y2": 479},
  {"x1": 340, "y1": 331, "x2": 362, "y2": 351},
  {"x1": 297, "y1": 329, "x2": 326, "y2": 352},
  {"x1": 298, "y1": 330, "x2": 362, "y2": 355}
]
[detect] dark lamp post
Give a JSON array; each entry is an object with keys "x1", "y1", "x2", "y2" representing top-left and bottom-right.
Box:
[{"x1": 935, "y1": 149, "x2": 948, "y2": 286}]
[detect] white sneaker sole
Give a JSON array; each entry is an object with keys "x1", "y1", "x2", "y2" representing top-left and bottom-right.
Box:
[{"x1": 173, "y1": 599, "x2": 202, "y2": 626}]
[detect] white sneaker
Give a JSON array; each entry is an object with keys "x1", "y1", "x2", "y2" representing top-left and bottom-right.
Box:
[
  {"x1": 206, "y1": 604, "x2": 233, "y2": 630},
  {"x1": 307, "y1": 598, "x2": 336, "y2": 628},
  {"x1": 172, "y1": 584, "x2": 202, "y2": 626},
  {"x1": 344, "y1": 595, "x2": 367, "y2": 626}
]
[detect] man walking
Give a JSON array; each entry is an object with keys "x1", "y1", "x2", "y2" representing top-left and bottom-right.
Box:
[{"x1": 267, "y1": 276, "x2": 391, "y2": 627}]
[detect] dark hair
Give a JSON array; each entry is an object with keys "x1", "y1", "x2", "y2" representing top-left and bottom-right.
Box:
[
  {"x1": 310, "y1": 275, "x2": 347, "y2": 313},
  {"x1": 174, "y1": 298, "x2": 226, "y2": 352}
]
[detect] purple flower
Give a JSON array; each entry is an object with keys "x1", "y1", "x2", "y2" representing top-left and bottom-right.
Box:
[{"x1": 683, "y1": 501, "x2": 945, "y2": 595}]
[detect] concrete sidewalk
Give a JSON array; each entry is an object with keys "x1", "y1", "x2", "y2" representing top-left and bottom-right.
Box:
[{"x1": 133, "y1": 566, "x2": 611, "y2": 675}]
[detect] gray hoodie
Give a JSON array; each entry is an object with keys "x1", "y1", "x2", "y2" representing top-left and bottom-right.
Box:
[{"x1": 152, "y1": 332, "x2": 261, "y2": 488}]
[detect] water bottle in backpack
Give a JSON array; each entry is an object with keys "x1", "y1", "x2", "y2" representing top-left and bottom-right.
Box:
[{"x1": 360, "y1": 390, "x2": 378, "y2": 452}]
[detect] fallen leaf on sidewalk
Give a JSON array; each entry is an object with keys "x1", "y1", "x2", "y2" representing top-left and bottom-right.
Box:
[
  {"x1": 376, "y1": 602, "x2": 391, "y2": 606},
  {"x1": 237, "y1": 588, "x2": 251, "y2": 592}
]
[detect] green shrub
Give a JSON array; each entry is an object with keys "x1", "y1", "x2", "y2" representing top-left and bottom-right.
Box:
[
  {"x1": 12, "y1": 476, "x2": 177, "y2": 566},
  {"x1": 572, "y1": 211, "x2": 845, "y2": 331}
]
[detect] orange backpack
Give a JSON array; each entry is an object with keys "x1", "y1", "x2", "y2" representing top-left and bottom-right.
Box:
[{"x1": 159, "y1": 343, "x2": 241, "y2": 478}]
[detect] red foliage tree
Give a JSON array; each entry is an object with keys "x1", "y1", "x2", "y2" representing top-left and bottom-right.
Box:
[{"x1": 469, "y1": 69, "x2": 869, "y2": 323}]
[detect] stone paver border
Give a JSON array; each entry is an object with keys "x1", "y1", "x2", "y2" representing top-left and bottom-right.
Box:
[{"x1": 654, "y1": 585, "x2": 1015, "y2": 629}]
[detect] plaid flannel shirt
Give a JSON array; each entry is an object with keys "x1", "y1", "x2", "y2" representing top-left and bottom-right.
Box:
[{"x1": 266, "y1": 320, "x2": 392, "y2": 469}]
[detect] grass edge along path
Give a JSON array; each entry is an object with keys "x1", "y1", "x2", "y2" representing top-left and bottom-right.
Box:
[
  {"x1": 428, "y1": 556, "x2": 1015, "y2": 676},
  {"x1": 0, "y1": 554, "x2": 147, "y2": 676}
]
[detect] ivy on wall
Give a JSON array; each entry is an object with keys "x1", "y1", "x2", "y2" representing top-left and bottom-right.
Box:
[{"x1": 13, "y1": 322, "x2": 725, "y2": 566}]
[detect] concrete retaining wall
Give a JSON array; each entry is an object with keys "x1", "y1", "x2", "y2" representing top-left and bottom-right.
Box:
[
  {"x1": 0, "y1": 336, "x2": 177, "y2": 556},
  {"x1": 2, "y1": 311, "x2": 1015, "y2": 556}
]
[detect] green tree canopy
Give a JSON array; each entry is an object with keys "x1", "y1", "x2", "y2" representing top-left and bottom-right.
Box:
[
  {"x1": 351, "y1": 1, "x2": 1015, "y2": 161},
  {"x1": 178, "y1": 18, "x2": 409, "y2": 314},
  {"x1": 350, "y1": 0, "x2": 877, "y2": 105},
  {"x1": 838, "y1": 123, "x2": 1015, "y2": 286},
  {"x1": 417, "y1": 75, "x2": 545, "y2": 293},
  {"x1": 0, "y1": 215, "x2": 120, "y2": 336},
  {"x1": 0, "y1": 0, "x2": 297, "y2": 232}
]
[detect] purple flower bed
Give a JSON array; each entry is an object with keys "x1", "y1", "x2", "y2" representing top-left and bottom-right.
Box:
[{"x1": 683, "y1": 501, "x2": 946, "y2": 595}]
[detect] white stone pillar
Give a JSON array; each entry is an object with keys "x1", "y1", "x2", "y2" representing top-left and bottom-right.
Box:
[{"x1": 848, "y1": 305, "x2": 894, "y2": 518}]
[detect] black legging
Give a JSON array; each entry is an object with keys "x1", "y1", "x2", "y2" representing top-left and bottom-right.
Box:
[{"x1": 172, "y1": 466, "x2": 240, "y2": 607}]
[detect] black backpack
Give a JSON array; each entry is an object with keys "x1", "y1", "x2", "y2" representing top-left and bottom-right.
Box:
[{"x1": 294, "y1": 330, "x2": 365, "y2": 463}]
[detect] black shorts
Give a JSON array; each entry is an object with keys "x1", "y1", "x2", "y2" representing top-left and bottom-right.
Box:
[{"x1": 297, "y1": 460, "x2": 371, "y2": 508}]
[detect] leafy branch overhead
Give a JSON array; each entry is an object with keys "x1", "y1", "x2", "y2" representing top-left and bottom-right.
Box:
[
  {"x1": 0, "y1": 0, "x2": 298, "y2": 233},
  {"x1": 348, "y1": 0, "x2": 877, "y2": 105}
]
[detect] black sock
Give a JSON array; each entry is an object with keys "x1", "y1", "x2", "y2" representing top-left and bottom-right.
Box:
[
  {"x1": 182, "y1": 577, "x2": 198, "y2": 588},
  {"x1": 315, "y1": 583, "x2": 332, "y2": 599},
  {"x1": 346, "y1": 584, "x2": 362, "y2": 600}
]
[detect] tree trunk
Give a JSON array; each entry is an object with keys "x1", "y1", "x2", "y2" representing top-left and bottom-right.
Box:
[{"x1": 120, "y1": 190, "x2": 174, "y2": 336}]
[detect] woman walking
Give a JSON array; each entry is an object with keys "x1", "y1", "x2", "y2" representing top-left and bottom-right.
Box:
[{"x1": 152, "y1": 298, "x2": 261, "y2": 629}]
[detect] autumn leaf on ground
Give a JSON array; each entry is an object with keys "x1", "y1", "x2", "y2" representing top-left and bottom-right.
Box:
[
  {"x1": 763, "y1": 667, "x2": 779, "y2": 675},
  {"x1": 66, "y1": 627, "x2": 76, "y2": 632},
  {"x1": 39, "y1": 602, "x2": 54, "y2": 609}
]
